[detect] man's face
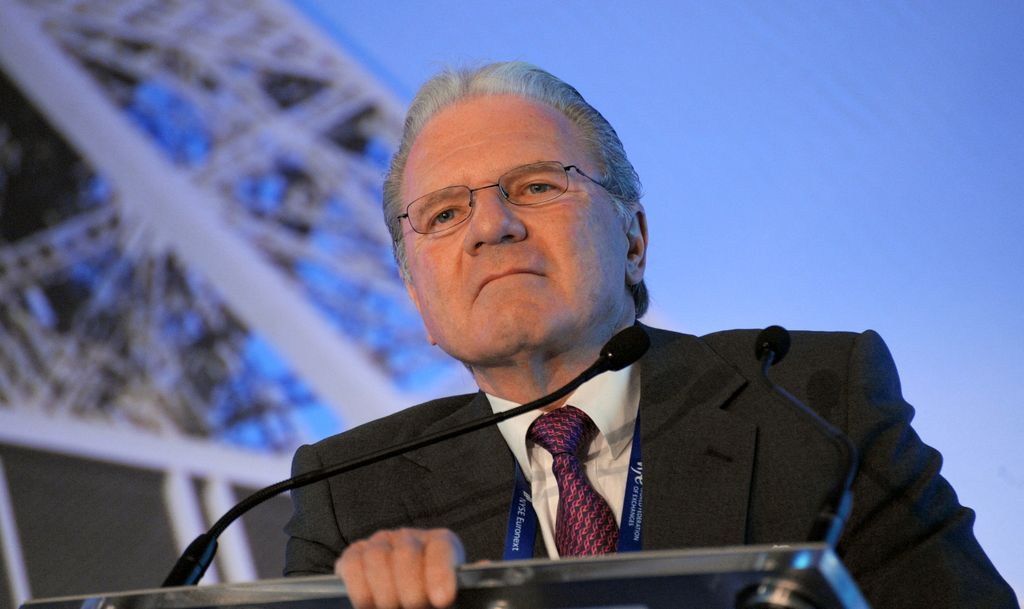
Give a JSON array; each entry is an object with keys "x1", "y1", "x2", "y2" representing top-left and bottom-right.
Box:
[{"x1": 399, "y1": 95, "x2": 647, "y2": 377}]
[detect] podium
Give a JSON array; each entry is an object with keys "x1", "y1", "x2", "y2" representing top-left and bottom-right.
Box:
[{"x1": 21, "y1": 544, "x2": 870, "y2": 609}]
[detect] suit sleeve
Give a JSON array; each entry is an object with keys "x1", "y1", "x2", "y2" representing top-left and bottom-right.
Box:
[
  {"x1": 283, "y1": 443, "x2": 346, "y2": 576},
  {"x1": 837, "y1": 330, "x2": 1017, "y2": 608}
]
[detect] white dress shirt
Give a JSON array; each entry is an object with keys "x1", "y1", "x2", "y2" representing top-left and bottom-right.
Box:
[{"x1": 486, "y1": 363, "x2": 641, "y2": 558}]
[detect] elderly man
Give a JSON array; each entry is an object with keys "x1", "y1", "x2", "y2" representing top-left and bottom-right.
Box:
[{"x1": 285, "y1": 62, "x2": 1016, "y2": 609}]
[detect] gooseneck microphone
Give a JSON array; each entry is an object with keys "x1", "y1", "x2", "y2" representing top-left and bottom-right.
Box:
[
  {"x1": 754, "y1": 326, "x2": 859, "y2": 549},
  {"x1": 162, "y1": 325, "x2": 651, "y2": 587}
]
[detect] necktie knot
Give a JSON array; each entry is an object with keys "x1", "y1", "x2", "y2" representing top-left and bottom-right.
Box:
[{"x1": 528, "y1": 405, "x2": 597, "y2": 457}]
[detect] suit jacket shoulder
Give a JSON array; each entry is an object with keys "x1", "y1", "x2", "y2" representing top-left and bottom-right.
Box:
[{"x1": 643, "y1": 326, "x2": 1015, "y2": 608}]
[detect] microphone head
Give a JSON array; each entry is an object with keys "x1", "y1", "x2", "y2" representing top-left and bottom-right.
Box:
[
  {"x1": 601, "y1": 325, "x2": 651, "y2": 371},
  {"x1": 755, "y1": 325, "x2": 791, "y2": 365}
]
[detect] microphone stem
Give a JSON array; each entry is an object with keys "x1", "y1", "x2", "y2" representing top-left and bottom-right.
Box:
[
  {"x1": 164, "y1": 358, "x2": 608, "y2": 587},
  {"x1": 758, "y1": 349, "x2": 860, "y2": 548},
  {"x1": 216, "y1": 359, "x2": 604, "y2": 536},
  {"x1": 163, "y1": 325, "x2": 649, "y2": 587}
]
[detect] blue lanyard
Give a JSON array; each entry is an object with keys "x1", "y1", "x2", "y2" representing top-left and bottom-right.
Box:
[{"x1": 503, "y1": 412, "x2": 643, "y2": 560}]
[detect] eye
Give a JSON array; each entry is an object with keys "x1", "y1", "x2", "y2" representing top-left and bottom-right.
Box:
[
  {"x1": 409, "y1": 186, "x2": 470, "y2": 232},
  {"x1": 504, "y1": 166, "x2": 566, "y2": 203},
  {"x1": 431, "y1": 207, "x2": 459, "y2": 227},
  {"x1": 525, "y1": 181, "x2": 557, "y2": 195}
]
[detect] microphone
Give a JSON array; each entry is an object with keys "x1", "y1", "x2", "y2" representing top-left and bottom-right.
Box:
[
  {"x1": 754, "y1": 324, "x2": 790, "y2": 366},
  {"x1": 754, "y1": 326, "x2": 859, "y2": 549},
  {"x1": 162, "y1": 325, "x2": 650, "y2": 587}
]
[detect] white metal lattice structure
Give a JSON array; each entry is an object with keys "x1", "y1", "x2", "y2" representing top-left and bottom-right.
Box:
[
  {"x1": 0, "y1": 0, "x2": 472, "y2": 444},
  {"x1": 0, "y1": 0, "x2": 474, "y2": 602}
]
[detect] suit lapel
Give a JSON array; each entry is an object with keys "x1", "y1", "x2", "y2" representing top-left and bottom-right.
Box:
[
  {"x1": 394, "y1": 326, "x2": 758, "y2": 557},
  {"x1": 401, "y1": 392, "x2": 515, "y2": 560},
  {"x1": 639, "y1": 327, "x2": 758, "y2": 549}
]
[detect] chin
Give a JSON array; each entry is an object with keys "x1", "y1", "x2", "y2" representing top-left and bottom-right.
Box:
[{"x1": 471, "y1": 318, "x2": 592, "y2": 364}]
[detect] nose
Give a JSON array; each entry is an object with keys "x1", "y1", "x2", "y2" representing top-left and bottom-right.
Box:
[{"x1": 463, "y1": 185, "x2": 527, "y2": 253}]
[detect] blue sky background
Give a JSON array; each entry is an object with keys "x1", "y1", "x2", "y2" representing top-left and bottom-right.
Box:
[{"x1": 293, "y1": 0, "x2": 1024, "y2": 593}]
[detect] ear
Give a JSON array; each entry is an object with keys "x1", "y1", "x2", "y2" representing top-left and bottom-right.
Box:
[
  {"x1": 403, "y1": 276, "x2": 438, "y2": 346},
  {"x1": 624, "y1": 204, "x2": 648, "y2": 286}
]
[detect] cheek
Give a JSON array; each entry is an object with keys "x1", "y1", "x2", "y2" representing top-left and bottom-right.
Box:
[
  {"x1": 578, "y1": 213, "x2": 628, "y2": 273},
  {"x1": 407, "y1": 240, "x2": 444, "y2": 284},
  {"x1": 407, "y1": 249, "x2": 464, "y2": 311},
  {"x1": 551, "y1": 233, "x2": 623, "y2": 306}
]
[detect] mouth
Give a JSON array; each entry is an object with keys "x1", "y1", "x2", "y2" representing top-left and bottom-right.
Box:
[{"x1": 477, "y1": 269, "x2": 543, "y2": 295}]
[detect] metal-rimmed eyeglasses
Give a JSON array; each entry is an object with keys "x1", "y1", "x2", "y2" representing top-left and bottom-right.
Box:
[{"x1": 395, "y1": 161, "x2": 606, "y2": 235}]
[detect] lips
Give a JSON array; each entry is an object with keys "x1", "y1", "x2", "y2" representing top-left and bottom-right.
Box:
[{"x1": 477, "y1": 269, "x2": 543, "y2": 295}]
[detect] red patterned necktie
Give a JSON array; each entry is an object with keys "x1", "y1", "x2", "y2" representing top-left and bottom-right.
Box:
[{"x1": 528, "y1": 405, "x2": 618, "y2": 556}]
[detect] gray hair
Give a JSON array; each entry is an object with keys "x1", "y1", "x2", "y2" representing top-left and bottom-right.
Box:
[{"x1": 384, "y1": 61, "x2": 648, "y2": 318}]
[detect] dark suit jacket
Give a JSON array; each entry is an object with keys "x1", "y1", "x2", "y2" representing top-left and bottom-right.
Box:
[{"x1": 285, "y1": 327, "x2": 1017, "y2": 609}]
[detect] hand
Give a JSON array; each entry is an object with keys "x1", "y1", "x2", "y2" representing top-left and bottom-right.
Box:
[{"x1": 336, "y1": 528, "x2": 465, "y2": 609}]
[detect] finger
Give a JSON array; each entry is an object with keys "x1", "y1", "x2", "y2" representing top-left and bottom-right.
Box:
[
  {"x1": 423, "y1": 529, "x2": 465, "y2": 608},
  {"x1": 390, "y1": 529, "x2": 430, "y2": 609},
  {"x1": 360, "y1": 533, "x2": 401, "y2": 609},
  {"x1": 337, "y1": 541, "x2": 376, "y2": 609}
]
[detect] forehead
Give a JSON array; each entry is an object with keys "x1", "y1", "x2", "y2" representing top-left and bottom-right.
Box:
[{"x1": 402, "y1": 95, "x2": 591, "y2": 201}]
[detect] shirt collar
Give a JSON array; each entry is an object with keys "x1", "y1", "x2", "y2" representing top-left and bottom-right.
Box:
[{"x1": 487, "y1": 363, "x2": 640, "y2": 479}]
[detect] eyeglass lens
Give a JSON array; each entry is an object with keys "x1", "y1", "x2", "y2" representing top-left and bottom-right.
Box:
[{"x1": 407, "y1": 162, "x2": 570, "y2": 233}]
